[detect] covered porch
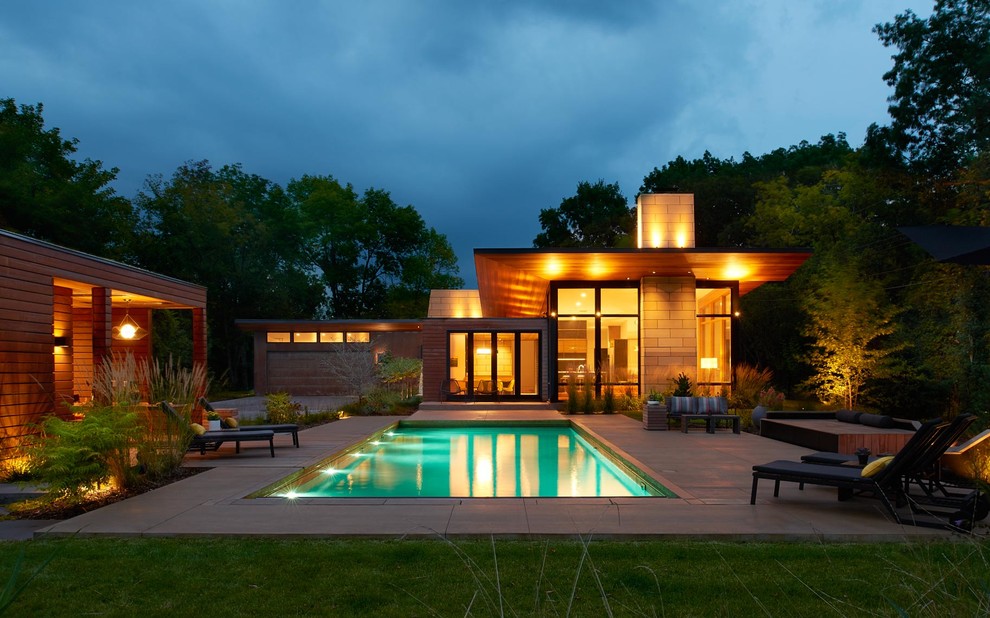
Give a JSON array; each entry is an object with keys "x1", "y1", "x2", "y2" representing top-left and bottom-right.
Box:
[{"x1": 0, "y1": 229, "x2": 207, "y2": 457}]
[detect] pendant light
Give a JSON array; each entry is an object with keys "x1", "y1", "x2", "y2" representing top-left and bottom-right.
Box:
[{"x1": 112, "y1": 300, "x2": 148, "y2": 340}]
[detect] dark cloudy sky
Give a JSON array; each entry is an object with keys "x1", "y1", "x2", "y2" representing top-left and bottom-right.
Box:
[{"x1": 4, "y1": 1, "x2": 930, "y2": 287}]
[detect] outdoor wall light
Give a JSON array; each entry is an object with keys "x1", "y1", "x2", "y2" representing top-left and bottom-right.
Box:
[{"x1": 53, "y1": 336, "x2": 69, "y2": 348}]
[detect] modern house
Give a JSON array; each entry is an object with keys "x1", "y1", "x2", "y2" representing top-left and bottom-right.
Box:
[
  {"x1": 0, "y1": 229, "x2": 207, "y2": 457},
  {"x1": 241, "y1": 194, "x2": 811, "y2": 402}
]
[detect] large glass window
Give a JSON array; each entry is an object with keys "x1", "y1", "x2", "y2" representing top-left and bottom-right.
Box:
[
  {"x1": 556, "y1": 288, "x2": 595, "y2": 315},
  {"x1": 697, "y1": 287, "x2": 732, "y2": 392},
  {"x1": 554, "y1": 285, "x2": 638, "y2": 400}
]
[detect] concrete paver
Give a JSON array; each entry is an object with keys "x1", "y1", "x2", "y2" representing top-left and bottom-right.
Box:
[{"x1": 32, "y1": 408, "x2": 966, "y2": 540}]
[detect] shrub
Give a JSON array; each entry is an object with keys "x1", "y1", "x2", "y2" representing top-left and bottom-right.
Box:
[
  {"x1": 602, "y1": 385, "x2": 615, "y2": 414},
  {"x1": 265, "y1": 392, "x2": 301, "y2": 423},
  {"x1": 26, "y1": 405, "x2": 143, "y2": 503},
  {"x1": 581, "y1": 382, "x2": 594, "y2": 413},
  {"x1": 758, "y1": 387, "x2": 786, "y2": 411},
  {"x1": 566, "y1": 382, "x2": 580, "y2": 414},
  {"x1": 377, "y1": 355, "x2": 422, "y2": 399},
  {"x1": 671, "y1": 373, "x2": 693, "y2": 397},
  {"x1": 363, "y1": 388, "x2": 401, "y2": 415}
]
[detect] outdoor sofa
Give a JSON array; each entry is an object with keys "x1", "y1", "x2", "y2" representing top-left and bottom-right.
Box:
[{"x1": 665, "y1": 396, "x2": 739, "y2": 433}]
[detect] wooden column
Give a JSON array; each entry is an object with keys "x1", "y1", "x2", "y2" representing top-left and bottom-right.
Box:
[
  {"x1": 192, "y1": 307, "x2": 207, "y2": 369},
  {"x1": 91, "y1": 287, "x2": 112, "y2": 368}
]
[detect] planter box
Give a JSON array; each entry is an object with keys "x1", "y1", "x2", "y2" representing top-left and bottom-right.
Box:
[{"x1": 643, "y1": 401, "x2": 668, "y2": 431}]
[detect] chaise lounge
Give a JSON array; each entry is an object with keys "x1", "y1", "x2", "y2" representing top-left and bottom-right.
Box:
[
  {"x1": 161, "y1": 402, "x2": 277, "y2": 457},
  {"x1": 750, "y1": 417, "x2": 983, "y2": 529},
  {"x1": 199, "y1": 397, "x2": 300, "y2": 447}
]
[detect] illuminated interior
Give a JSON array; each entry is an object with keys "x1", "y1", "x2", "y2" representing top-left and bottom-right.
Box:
[
  {"x1": 554, "y1": 284, "x2": 638, "y2": 400},
  {"x1": 696, "y1": 287, "x2": 732, "y2": 392},
  {"x1": 447, "y1": 331, "x2": 541, "y2": 399}
]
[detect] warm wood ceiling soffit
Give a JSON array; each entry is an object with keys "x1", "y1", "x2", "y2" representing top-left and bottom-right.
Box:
[{"x1": 474, "y1": 248, "x2": 812, "y2": 317}]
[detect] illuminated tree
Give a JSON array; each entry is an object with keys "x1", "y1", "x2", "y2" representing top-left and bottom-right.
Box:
[{"x1": 803, "y1": 259, "x2": 903, "y2": 409}]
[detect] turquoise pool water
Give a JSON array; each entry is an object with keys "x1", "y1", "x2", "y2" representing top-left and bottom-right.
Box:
[{"x1": 263, "y1": 422, "x2": 674, "y2": 498}]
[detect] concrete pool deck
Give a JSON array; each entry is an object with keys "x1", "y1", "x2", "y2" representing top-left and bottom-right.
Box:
[{"x1": 33, "y1": 407, "x2": 967, "y2": 540}]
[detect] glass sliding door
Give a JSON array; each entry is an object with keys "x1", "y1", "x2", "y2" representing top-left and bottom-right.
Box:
[
  {"x1": 447, "y1": 331, "x2": 541, "y2": 400},
  {"x1": 448, "y1": 333, "x2": 468, "y2": 393},
  {"x1": 496, "y1": 332, "x2": 516, "y2": 396},
  {"x1": 473, "y1": 333, "x2": 494, "y2": 396}
]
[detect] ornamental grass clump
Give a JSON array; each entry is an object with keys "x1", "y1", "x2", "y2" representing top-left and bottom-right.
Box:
[{"x1": 23, "y1": 352, "x2": 208, "y2": 505}]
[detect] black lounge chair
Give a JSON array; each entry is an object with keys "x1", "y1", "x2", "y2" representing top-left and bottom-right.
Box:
[
  {"x1": 751, "y1": 418, "x2": 975, "y2": 529},
  {"x1": 199, "y1": 397, "x2": 300, "y2": 447},
  {"x1": 162, "y1": 402, "x2": 277, "y2": 457}
]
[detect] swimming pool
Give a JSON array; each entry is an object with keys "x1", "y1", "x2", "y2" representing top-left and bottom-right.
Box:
[{"x1": 257, "y1": 421, "x2": 674, "y2": 498}]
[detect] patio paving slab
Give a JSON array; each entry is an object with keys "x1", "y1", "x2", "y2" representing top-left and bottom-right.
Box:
[{"x1": 33, "y1": 411, "x2": 967, "y2": 541}]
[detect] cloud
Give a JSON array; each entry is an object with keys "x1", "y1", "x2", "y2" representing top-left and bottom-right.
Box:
[{"x1": 2, "y1": 0, "x2": 931, "y2": 286}]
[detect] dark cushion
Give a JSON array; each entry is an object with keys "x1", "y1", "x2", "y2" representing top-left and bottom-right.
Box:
[
  {"x1": 696, "y1": 397, "x2": 728, "y2": 415},
  {"x1": 835, "y1": 410, "x2": 863, "y2": 424},
  {"x1": 668, "y1": 397, "x2": 694, "y2": 414},
  {"x1": 859, "y1": 413, "x2": 894, "y2": 428}
]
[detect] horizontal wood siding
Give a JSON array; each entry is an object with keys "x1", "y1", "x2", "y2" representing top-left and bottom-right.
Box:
[
  {"x1": 0, "y1": 250, "x2": 54, "y2": 456},
  {"x1": 1, "y1": 232, "x2": 206, "y2": 308},
  {"x1": 262, "y1": 332, "x2": 423, "y2": 396},
  {"x1": 1, "y1": 231, "x2": 208, "y2": 458}
]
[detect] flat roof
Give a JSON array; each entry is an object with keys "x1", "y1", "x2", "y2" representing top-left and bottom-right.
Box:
[
  {"x1": 475, "y1": 247, "x2": 812, "y2": 317},
  {"x1": 236, "y1": 319, "x2": 423, "y2": 332}
]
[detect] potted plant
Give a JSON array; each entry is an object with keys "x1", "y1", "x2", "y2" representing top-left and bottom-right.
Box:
[{"x1": 206, "y1": 410, "x2": 222, "y2": 431}]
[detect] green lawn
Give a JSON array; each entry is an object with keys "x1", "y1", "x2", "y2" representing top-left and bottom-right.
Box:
[{"x1": 0, "y1": 538, "x2": 987, "y2": 616}]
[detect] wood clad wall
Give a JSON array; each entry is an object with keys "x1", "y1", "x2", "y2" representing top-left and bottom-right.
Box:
[
  {"x1": 1, "y1": 230, "x2": 207, "y2": 458},
  {"x1": 262, "y1": 332, "x2": 423, "y2": 395},
  {"x1": 0, "y1": 245, "x2": 55, "y2": 457}
]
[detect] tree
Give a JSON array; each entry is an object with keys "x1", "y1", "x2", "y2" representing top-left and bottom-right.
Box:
[
  {"x1": 533, "y1": 180, "x2": 632, "y2": 248},
  {"x1": 802, "y1": 256, "x2": 903, "y2": 409},
  {"x1": 640, "y1": 135, "x2": 854, "y2": 246},
  {"x1": 133, "y1": 161, "x2": 324, "y2": 388},
  {"x1": 290, "y1": 175, "x2": 461, "y2": 318},
  {"x1": 0, "y1": 98, "x2": 134, "y2": 257},
  {"x1": 875, "y1": 0, "x2": 990, "y2": 178}
]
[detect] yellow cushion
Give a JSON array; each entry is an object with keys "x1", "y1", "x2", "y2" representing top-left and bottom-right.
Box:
[
  {"x1": 861, "y1": 455, "x2": 895, "y2": 478},
  {"x1": 190, "y1": 423, "x2": 207, "y2": 436},
  {"x1": 223, "y1": 416, "x2": 238, "y2": 428}
]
